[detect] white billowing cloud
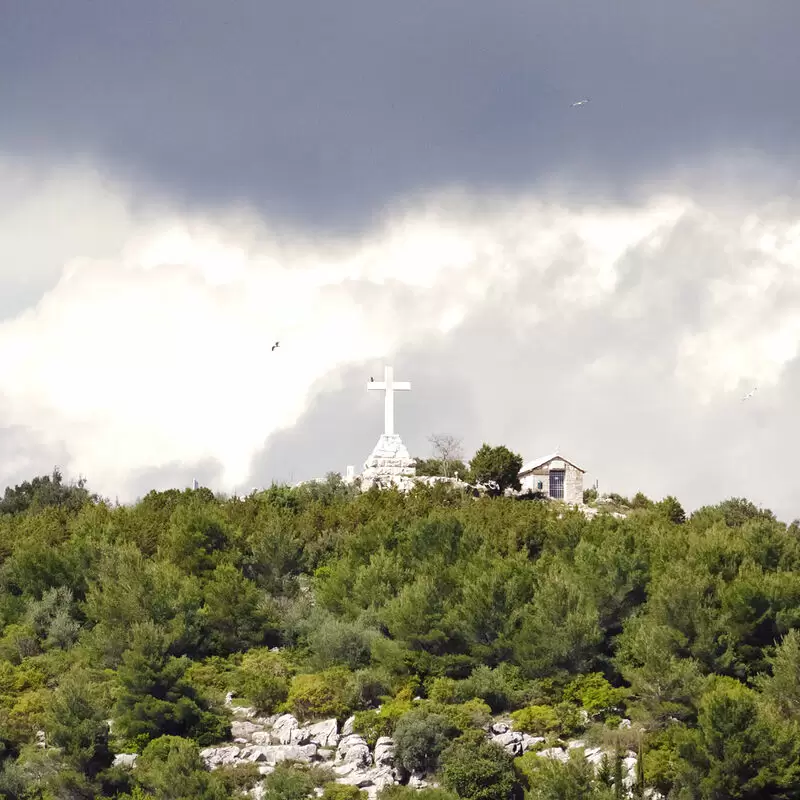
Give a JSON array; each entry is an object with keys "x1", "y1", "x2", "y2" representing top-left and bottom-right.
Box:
[{"x1": 2, "y1": 157, "x2": 800, "y2": 504}]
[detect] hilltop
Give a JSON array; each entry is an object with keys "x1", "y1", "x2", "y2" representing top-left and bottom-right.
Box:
[{"x1": 0, "y1": 469, "x2": 798, "y2": 799}]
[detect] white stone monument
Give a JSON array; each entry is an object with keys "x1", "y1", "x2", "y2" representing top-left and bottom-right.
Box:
[{"x1": 360, "y1": 365, "x2": 417, "y2": 491}]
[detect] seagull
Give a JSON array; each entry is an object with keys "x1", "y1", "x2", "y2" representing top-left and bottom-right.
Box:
[
  {"x1": 271, "y1": 341, "x2": 280, "y2": 351},
  {"x1": 571, "y1": 98, "x2": 590, "y2": 107},
  {"x1": 741, "y1": 386, "x2": 758, "y2": 401}
]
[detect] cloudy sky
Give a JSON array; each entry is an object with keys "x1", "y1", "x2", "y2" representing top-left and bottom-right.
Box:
[{"x1": 2, "y1": 1, "x2": 800, "y2": 518}]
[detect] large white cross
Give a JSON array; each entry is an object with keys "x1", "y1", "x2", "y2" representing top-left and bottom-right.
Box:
[{"x1": 368, "y1": 365, "x2": 411, "y2": 436}]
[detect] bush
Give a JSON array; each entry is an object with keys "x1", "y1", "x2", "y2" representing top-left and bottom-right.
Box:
[
  {"x1": 378, "y1": 787, "x2": 458, "y2": 800},
  {"x1": 393, "y1": 709, "x2": 459, "y2": 775},
  {"x1": 439, "y1": 730, "x2": 518, "y2": 800},
  {"x1": 322, "y1": 784, "x2": 368, "y2": 800},
  {"x1": 286, "y1": 667, "x2": 353, "y2": 721},
  {"x1": 308, "y1": 616, "x2": 379, "y2": 671},
  {"x1": 562, "y1": 673, "x2": 626, "y2": 720},
  {"x1": 261, "y1": 764, "x2": 316, "y2": 800},
  {"x1": 511, "y1": 705, "x2": 559, "y2": 736},
  {"x1": 426, "y1": 699, "x2": 492, "y2": 733},
  {"x1": 233, "y1": 649, "x2": 293, "y2": 713}
]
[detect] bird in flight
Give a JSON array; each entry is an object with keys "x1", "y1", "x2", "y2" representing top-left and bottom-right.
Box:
[
  {"x1": 271, "y1": 341, "x2": 280, "y2": 351},
  {"x1": 741, "y1": 386, "x2": 758, "y2": 401},
  {"x1": 571, "y1": 98, "x2": 590, "y2": 107}
]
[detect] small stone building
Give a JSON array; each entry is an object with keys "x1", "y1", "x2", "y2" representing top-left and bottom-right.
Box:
[{"x1": 518, "y1": 451, "x2": 585, "y2": 505}]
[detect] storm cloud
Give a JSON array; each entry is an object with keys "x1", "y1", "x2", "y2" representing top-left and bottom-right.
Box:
[{"x1": 1, "y1": 2, "x2": 799, "y2": 518}]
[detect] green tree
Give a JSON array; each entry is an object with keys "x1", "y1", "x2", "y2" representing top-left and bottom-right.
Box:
[
  {"x1": 393, "y1": 709, "x2": 459, "y2": 775},
  {"x1": 113, "y1": 622, "x2": 229, "y2": 751},
  {"x1": 439, "y1": 730, "x2": 518, "y2": 800},
  {"x1": 134, "y1": 736, "x2": 227, "y2": 800},
  {"x1": 468, "y1": 445, "x2": 523, "y2": 495}
]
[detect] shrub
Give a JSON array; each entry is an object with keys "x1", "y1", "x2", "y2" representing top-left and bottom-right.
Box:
[
  {"x1": 286, "y1": 667, "x2": 353, "y2": 721},
  {"x1": 308, "y1": 616, "x2": 379, "y2": 671},
  {"x1": 393, "y1": 709, "x2": 459, "y2": 775},
  {"x1": 353, "y1": 687, "x2": 415, "y2": 746},
  {"x1": 511, "y1": 705, "x2": 559, "y2": 736},
  {"x1": 378, "y1": 787, "x2": 458, "y2": 800},
  {"x1": 261, "y1": 764, "x2": 316, "y2": 800},
  {"x1": 439, "y1": 730, "x2": 518, "y2": 800},
  {"x1": 233, "y1": 649, "x2": 293, "y2": 713},
  {"x1": 322, "y1": 784, "x2": 368, "y2": 800},
  {"x1": 426, "y1": 699, "x2": 492, "y2": 733},
  {"x1": 562, "y1": 673, "x2": 626, "y2": 720}
]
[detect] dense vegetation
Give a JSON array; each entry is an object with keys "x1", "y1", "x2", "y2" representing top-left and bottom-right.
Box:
[{"x1": 0, "y1": 464, "x2": 799, "y2": 799}]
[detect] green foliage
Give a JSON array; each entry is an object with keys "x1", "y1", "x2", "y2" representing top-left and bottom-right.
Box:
[
  {"x1": 232, "y1": 648, "x2": 293, "y2": 713},
  {"x1": 1, "y1": 469, "x2": 800, "y2": 797},
  {"x1": 286, "y1": 667, "x2": 354, "y2": 721},
  {"x1": 468, "y1": 444, "x2": 523, "y2": 495},
  {"x1": 439, "y1": 729, "x2": 519, "y2": 800},
  {"x1": 510, "y1": 704, "x2": 559, "y2": 736},
  {"x1": 134, "y1": 735, "x2": 228, "y2": 800},
  {"x1": 562, "y1": 673, "x2": 626, "y2": 719},
  {"x1": 321, "y1": 783, "x2": 368, "y2": 800},
  {"x1": 261, "y1": 763, "x2": 316, "y2": 800},
  {"x1": 516, "y1": 748, "x2": 615, "y2": 799},
  {"x1": 378, "y1": 788, "x2": 458, "y2": 800},
  {"x1": 393, "y1": 709, "x2": 459, "y2": 774},
  {"x1": 113, "y1": 622, "x2": 229, "y2": 751},
  {"x1": 0, "y1": 468, "x2": 96, "y2": 516}
]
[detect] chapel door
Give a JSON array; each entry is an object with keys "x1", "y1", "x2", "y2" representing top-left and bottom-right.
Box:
[{"x1": 549, "y1": 470, "x2": 565, "y2": 499}]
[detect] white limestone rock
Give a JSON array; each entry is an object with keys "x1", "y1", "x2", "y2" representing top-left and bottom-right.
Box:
[
  {"x1": 493, "y1": 730, "x2": 523, "y2": 756},
  {"x1": 272, "y1": 714, "x2": 300, "y2": 745},
  {"x1": 305, "y1": 718, "x2": 340, "y2": 748},
  {"x1": 537, "y1": 747, "x2": 570, "y2": 763},
  {"x1": 373, "y1": 737, "x2": 395, "y2": 767},
  {"x1": 113, "y1": 754, "x2": 138, "y2": 769},
  {"x1": 521, "y1": 735, "x2": 545, "y2": 753},
  {"x1": 334, "y1": 734, "x2": 372, "y2": 776},
  {"x1": 232, "y1": 720, "x2": 263, "y2": 740},
  {"x1": 490, "y1": 722, "x2": 510, "y2": 735},
  {"x1": 201, "y1": 745, "x2": 242, "y2": 767},
  {"x1": 341, "y1": 716, "x2": 356, "y2": 736}
]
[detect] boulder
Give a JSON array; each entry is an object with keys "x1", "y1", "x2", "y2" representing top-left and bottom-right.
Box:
[
  {"x1": 521, "y1": 734, "x2": 545, "y2": 753},
  {"x1": 334, "y1": 734, "x2": 372, "y2": 775},
  {"x1": 537, "y1": 747, "x2": 569, "y2": 763},
  {"x1": 342, "y1": 715, "x2": 356, "y2": 736},
  {"x1": 493, "y1": 731, "x2": 523, "y2": 756},
  {"x1": 232, "y1": 720, "x2": 263, "y2": 740},
  {"x1": 201, "y1": 745, "x2": 242, "y2": 767},
  {"x1": 272, "y1": 714, "x2": 300, "y2": 745},
  {"x1": 113, "y1": 753, "x2": 138, "y2": 768},
  {"x1": 373, "y1": 737, "x2": 395, "y2": 767},
  {"x1": 490, "y1": 721, "x2": 510, "y2": 735},
  {"x1": 306, "y1": 718, "x2": 340, "y2": 748}
]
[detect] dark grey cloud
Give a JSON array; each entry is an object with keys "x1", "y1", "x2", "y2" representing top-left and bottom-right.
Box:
[
  {"x1": 2, "y1": 1, "x2": 799, "y2": 229},
  {"x1": 245, "y1": 198, "x2": 800, "y2": 523}
]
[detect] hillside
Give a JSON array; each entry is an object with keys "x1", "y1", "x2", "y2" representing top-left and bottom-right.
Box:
[{"x1": 0, "y1": 470, "x2": 799, "y2": 799}]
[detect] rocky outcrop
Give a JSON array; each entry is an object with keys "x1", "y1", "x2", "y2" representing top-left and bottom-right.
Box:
[{"x1": 114, "y1": 701, "x2": 645, "y2": 799}]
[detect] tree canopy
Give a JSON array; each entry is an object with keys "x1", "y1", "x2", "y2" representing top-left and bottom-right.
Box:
[{"x1": 0, "y1": 466, "x2": 798, "y2": 798}]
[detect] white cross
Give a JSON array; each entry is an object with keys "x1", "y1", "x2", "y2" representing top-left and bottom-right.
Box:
[{"x1": 368, "y1": 365, "x2": 411, "y2": 436}]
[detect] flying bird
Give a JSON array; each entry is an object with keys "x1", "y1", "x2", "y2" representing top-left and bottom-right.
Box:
[
  {"x1": 571, "y1": 98, "x2": 590, "y2": 107},
  {"x1": 741, "y1": 387, "x2": 758, "y2": 401},
  {"x1": 271, "y1": 341, "x2": 280, "y2": 351}
]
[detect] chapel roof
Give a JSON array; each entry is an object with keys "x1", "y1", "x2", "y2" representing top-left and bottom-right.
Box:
[{"x1": 519, "y1": 451, "x2": 586, "y2": 475}]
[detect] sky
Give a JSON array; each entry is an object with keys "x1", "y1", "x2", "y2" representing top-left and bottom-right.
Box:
[{"x1": 1, "y1": 1, "x2": 800, "y2": 519}]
